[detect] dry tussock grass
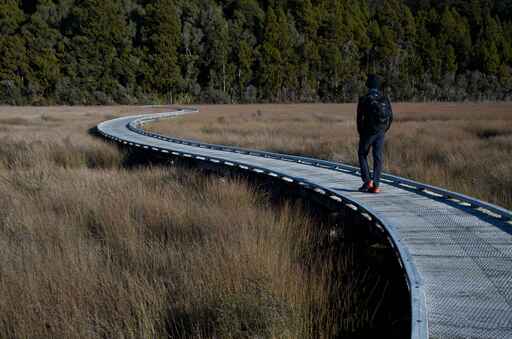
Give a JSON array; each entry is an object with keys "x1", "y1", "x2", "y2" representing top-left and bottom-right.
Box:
[
  {"x1": 0, "y1": 106, "x2": 391, "y2": 338},
  {"x1": 149, "y1": 103, "x2": 512, "y2": 209}
]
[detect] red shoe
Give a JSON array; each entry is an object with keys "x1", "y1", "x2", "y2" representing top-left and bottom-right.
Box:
[
  {"x1": 358, "y1": 180, "x2": 374, "y2": 192},
  {"x1": 369, "y1": 186, "x2": 381, "y2": 194}
]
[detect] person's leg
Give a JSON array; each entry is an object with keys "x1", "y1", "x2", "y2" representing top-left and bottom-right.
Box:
[
  {"x1": 371, "y1": 132, "x2": 385, "y2": 188},
  {"x1": 358, "y1": 135, "x2": 373, "y2": 185}
]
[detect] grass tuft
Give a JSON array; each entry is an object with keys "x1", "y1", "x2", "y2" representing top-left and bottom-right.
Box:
[{"x1": 0, "y1": 105, "x2": 399, "y2": 338}]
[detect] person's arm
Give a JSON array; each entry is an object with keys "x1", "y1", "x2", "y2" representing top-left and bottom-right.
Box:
[
  {"x1": 357, "y1": 97, "x2": 364, "y2": 135},
  {"x1": 386, "y1": 96, "x2": 393, "y2": 131}
]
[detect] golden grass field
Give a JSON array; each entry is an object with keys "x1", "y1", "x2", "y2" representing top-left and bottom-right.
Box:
[
  {"x1": 1, "y1": 103, "x2": 509, "y2": 338},
  {"x1": 0, "y1": 106, "x2": 401, "y2": 338},
  {"x1": 148, "y1": 103, "x2": 512, "y2": 210}
]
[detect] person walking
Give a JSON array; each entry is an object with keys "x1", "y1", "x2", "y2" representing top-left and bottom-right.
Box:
[{"x1": 357, "y1": 74, "x2": 393, "y2": 193}]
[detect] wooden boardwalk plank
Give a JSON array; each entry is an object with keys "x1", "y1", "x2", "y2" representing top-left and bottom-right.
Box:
[{"x1": 98, "y1": 111, "x2": 512, "y2": 339}]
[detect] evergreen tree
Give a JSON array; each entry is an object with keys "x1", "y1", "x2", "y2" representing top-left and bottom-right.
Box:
[
  {"x1": 0, "y1": 0, "x2": 27, "y2": 104},
  {"x1": 200, "y1": 0, "x2": 232, "y2": 102},
  {"x1": 0, "y1": 0, "x2": 24, "y2": 35},
  {"x1": 21, "y1": 0, "x2": 62, "y2": 102},
  {"x1": 179, "y1": 0, "x2": 203, "y2": 101},
  {"x1": 229, "y1": 0, "x2": 263, "y2": 101},
  {"x1": 65, "y1": 0, "x2": 136, "y2": 103},
  {"x1": 297, "y1": 0, "x2": 320, "y2": 100},
  {"x1": 259, "y1": 7, "x2": 280, "y2": 101},
  {"x1": 476, "y1": 13, "x2": 503, "y2": 74},
  {"x1": 143, "y1": 0, "x2": 181, "y2": 103}
]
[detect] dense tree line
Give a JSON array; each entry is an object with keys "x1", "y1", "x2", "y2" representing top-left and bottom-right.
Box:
[{"x1": 1, "y1": 0, "x2": 511, "y2": 104}]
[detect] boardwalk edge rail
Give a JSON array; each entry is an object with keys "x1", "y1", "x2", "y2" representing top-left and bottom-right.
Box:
[{"x1": 97, "y1": 109, "x2": 512, "y2": 339}]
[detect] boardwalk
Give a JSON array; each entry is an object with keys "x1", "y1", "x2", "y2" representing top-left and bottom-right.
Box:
[{"x1": 98, "y1": 109, "x2": 512, "y2": 339}]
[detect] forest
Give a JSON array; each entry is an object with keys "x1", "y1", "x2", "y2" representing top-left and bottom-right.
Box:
[{"x1": 1, "y1": 0, "x2": 511, "y2": 104}]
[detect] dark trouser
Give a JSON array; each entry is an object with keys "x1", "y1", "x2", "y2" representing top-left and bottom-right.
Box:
[{"x1": 358, "y1": 131, "x2": 385, "y2": 187}]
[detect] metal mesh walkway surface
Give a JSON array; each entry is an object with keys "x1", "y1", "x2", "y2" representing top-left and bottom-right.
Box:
[{"x1": 97, "y1": 109, "x2": 512, "y2": 339}]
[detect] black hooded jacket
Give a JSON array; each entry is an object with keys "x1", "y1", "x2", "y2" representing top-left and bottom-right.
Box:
[{"x1": 357, "y1": 89, "x2": 393, "y2": 135}]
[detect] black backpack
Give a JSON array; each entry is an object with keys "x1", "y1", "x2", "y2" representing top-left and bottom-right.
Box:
[{"x1": 364, "y1": 92, "x2": 392, "y2": 133}]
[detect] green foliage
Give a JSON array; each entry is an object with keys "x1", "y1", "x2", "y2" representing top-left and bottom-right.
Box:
[
  {"x1": 201, "y1": 0, "x2": 232, "y2": 101},
  {"x1": 143, "y1": 0, "x2": 181, "y2": 102},
  {"x1": 259, "y1": 7, "x2": 285, "y2": 101},
  {"x1": 445, "y1": 45, "x2": 458, "y2": 75},
  {"x1": 0, "y1": 0, "x2": 511, "y2": 104},
  {"x1": 0, "y1": 0, "x2": 24, "y2": 35}
]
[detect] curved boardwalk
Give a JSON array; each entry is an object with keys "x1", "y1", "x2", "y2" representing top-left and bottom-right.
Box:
[{"x1": 98, "y1": 109, "x2": 512, "y2": 339}]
